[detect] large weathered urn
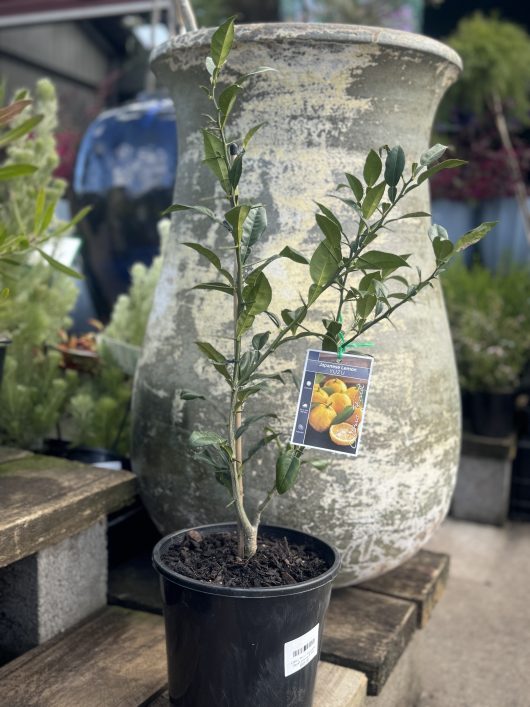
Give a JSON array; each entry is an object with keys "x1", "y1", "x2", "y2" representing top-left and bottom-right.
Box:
[{"x1": 133, "y1": 24, "x2": 463, "y2": 586}]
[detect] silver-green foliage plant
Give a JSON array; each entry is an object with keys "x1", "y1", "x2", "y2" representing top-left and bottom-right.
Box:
[
  {"x1": 0, "y1": 79, "x2": 89, "y2": 282},
  {"x1": 166, "y1": 18, "x2": 495, "y2": 559},
  {"x1": 443, "y1": 259, "x2": 530, "y2": 393}
]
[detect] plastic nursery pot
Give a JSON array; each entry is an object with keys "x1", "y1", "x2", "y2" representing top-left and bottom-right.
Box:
[
  {"x1": 467, "y1": 391, "x2": 516, "y2": 438},
  {"x1": 153, "y1": 523, "x2": 340, "y2": 707}
]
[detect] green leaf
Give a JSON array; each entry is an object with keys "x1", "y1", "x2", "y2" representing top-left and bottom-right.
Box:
[
  {"x1": 315, "y1": 202, "x2": 342, "y2": 229},
  {"x1": 309, "y1": 240, "x2": 341, "y2": 287},
  {"x1": 202, "y1": 130, "x2": 229, "y2": 192},
  {"x1": 210, "y1": 16, "x2": 236, "y2": 68},
  {"x1": 243, "y1": 122, "x2": 266, "y2": 149},
  {"x1": 281, "y1": 305, "x2": 306, "y2": 333},
  {"x1": 193, "y1": 282, "x2": 234, "y2": 295},
  {"x1": 276, "y1": 451, "x2": 301, "y2": 494},
  {"x1": 236, "y1": 413, "x2": 277, "y2": 439},
  {"x1": 363, "y1": 149, "x2": 382, "y2": 186},
  {"x1": 195, "y1": 341, "x2": 226, "y2": 363},
  {"x1": 420, "y1": 143, "x2": 447, "y2": 166},
  {"x1": 190, "y1": 430, "x2": 226, "y2": 448},
  {"x1": 252, "y1": 332, "x2": 270, "y2": 350},
  {"x1": 454, "y1": 221, "x2": 496, "y2": 252},
  {"x1": 428, "y1": 224, "x2": 449, "y2": 241},
  {"x1": 0, "y1": 99, "x2": 31, "y2": 125},
  {"x1": 279, "y1": 245, "x2": 308, "y2": 264},
  {"x1": 219, "y1": 84, "x2": 242, "y2": 126},
  {"x1": 384, "y1": 145, "x2": 405, "y2": 187},
  {"x1": 162, "y1": 203, "x2": 218, "y2": 220},
  {"x1": 237, "y1": 271, "x2": 272, "y2": 336},
  {"x1": 180, "y1": 389, "x2": 206, "y2": 401},
  {"x1": 307, "y1": 283, "x2": 324, "y2": 305},
  {"x1": 362, "y1": 181, "x2": 386, "y2": 219},
  {"x1": 332, "y1": 405, "x2": 354, "y2": 425},
  {"x1": 237, "y1": 67, "x2": 276, "y2": 83},
  {"x1": 432, "y1": 236, "x2": 454, "y2": 264},
  {"x1": 37, "y1": 198, "x2": 57, "y2": 236},
  {"x1": 0, "y1": 114, "x2": 42, "y2": 147},
  {"x1": 310, "y1": 459, "x2": 329, "y2": 470},
  {"x1": 52, "y1": 205, "x2": 92, "y2": 237},
  {"x1": 416, "y1": 159, "x2": 467, "y2": 185},
  {"x1": 225, "y1": 204, "x2": 251, "y2": 245},
  {"x1": 387, "y1": 212, "x2": 430, "y2": 223},
  {"x1": 205, "y1": 56, "x2": 216, "y2": 76},
  {"x1": 244, "y1": 432, "x2": 279, "y2": 462},
  {"x1": 229, "y1": 154, "x2": 243, "y2": 189},
  {"x1": 182, "y1": 242, "x2": 222, "y2": 271},
  {"x1": 357, "y1": 250, "x2": 410, "y2": 271},
  {"x1": 316, "y1": 213, "x2": 342, "y2": 254},
  {"x1": 242, "y1": 205, "x2": 267, "y2": 259},
  {"x1": 345, "y1": 173, "x2": 364, "y2": 201},
  {"x1": 0, "y1": 163, "x2": 37, "y2": 180},
  {"x1": 35, "y1": 248, "x2": 82, "y2": 278}
]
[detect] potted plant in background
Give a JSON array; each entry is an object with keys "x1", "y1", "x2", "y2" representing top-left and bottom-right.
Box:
[
  {"x1": 150, "y1": 19, "x2": 493, "y2": 706},
  {"x1": 443, "y1": 258, "x2": 530, "y2": 438},
  {"x1": 432, "y1": 12, "x2": 530, "y2": 266}
]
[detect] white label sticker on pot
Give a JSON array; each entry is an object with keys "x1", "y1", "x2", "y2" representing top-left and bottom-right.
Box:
[{"x1": 284, "y1": 623, "x2": 319, "y2": 677}]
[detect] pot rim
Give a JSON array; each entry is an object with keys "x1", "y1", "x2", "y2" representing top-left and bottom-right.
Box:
[
  {"x1": 153, "y1": 522, "x2": 341, "y2": 598},
  {"x1": 150, "y1": 22, "x2": 462, "y2": 72}
]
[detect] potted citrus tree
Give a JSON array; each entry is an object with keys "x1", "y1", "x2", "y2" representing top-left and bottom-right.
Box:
[{"x1": 150, "y1": 18, "x2": 494, "y2": 706}]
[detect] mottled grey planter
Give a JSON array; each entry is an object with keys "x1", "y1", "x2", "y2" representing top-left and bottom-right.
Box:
[{"x1": 133, "y1": 24, "x2": 462, "y2": 586}]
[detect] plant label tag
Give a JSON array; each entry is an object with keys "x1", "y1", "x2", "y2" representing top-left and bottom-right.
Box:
[
  {"x1": 291, "y1": 349, "x2": 373, "y2": 457},
  {"x1": 284, "y1": 623, "x2": 319, "y2": 677}
]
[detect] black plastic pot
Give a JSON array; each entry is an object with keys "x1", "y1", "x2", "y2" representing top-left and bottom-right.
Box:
[
  {"x1": 40, "y1": 439, "x2": 130, "y2": 470},
  {"x1": 153, "y1": 523, "x2": 340, "y2": 707},
  {"x1": 467, "y1": 391, "x2": 516, "y2": 438}
]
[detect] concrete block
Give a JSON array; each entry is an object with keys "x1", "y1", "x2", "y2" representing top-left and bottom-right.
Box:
[
  {"x1": 0, "y1": 519, "x2": 107, "y2": 661},
  {"x1": 451, "y1": 455, "x2": 512, "y2": 526}
]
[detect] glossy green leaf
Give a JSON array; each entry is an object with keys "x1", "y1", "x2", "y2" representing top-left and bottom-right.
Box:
[
  {"x1": 345, "y1": 173, "x2": 364, "y2": 201},
  {"x1": 202, "y1": 130, "x2": 229, "y2": 191},
  {"x1": 309, "y1": 240, "x2": 341, "y2": 287},
  {"x1": 243, "y1": 122, "x2": 266, "y2": 148},
  {"x1": 432, "y1": 236, "x2": 454, "y2": 264},
  {"x1": 163, "y1": 203, "x2": 218, "y2": 220},
  {"x1": 195, "y1": 341, "x2": 226, "y2": 363},
  {"x1": 205, "y1": 56, "x2": 216, "y2": 76},
  {"x1": 315, "y1": 202, "x2": 342, "y2": 229},
  {"x1": 229, "y1": 154, "x2": 243, "y2": 189},
  {"x1": 190, "y1": 430, "x2": 226, "y2": 448},
  {"x1": 356, "y1": 294, "x2": 377, "y2": 320},
  {"x1": 237, "y1": 67, "x2": 276, "y2": 83},
  {"x1": 252, "y1": 332, "x2": 270, "y2": 350},
  {"x1": 236, "y1": 413, "x2": 277, "y2": 439},
  {"x1": 276, "y1": 451, "x2": 301, "y2": 494},
  {"x1": 316, "y1": 213, "x2": 341, "y2": 253},
  {"x1": 237, "y1": 271, "x2": 272, "y2": 336},
  {"x1": 244, "y1": 432, "x2": 279, "y2": 462},
  {"x1": 180, "y1": 389, "x2": 206, "y2": 400},
  {"x1": 210, "y1": 16, "x2": 235, "y2": 68},
  {"x1": 363, "y1": 149, "x2": 382, "y2": 186},
  {"x1": 454, "y1": 221, "x2": 496, "y2": 252},
  {"x1": 357, "y1": 250, "x2": 410, "y2": 271},
  {"x1": 225, "y1": 204, "x2": 251, "y2": 245},
  {"x1": 362, "y1": 181, "x2": 386, "y2": 219},
  {"x1": 242, "y1": 205, "x2": 267, "y2": 259},
  {"x1": 182, "y1": 242, "x2": 222, "y2": 271},
  {"x1": 419, "y1": 143, "x2": 447, "y2": 166},
  {"x1": 416, "y1": 159, "x2": 467, "y2": 185},
  {"x1": 193, "y1": 282, "x2": 234, "y2": 295},
  {"x1": 219, "y1": 84, "x2": 242, "y2": 125},
  {"x1": 279, "y1": 245, "x2": 308, "y2": 264},
  {"x1": 384, "y1": 145, "x2": 405, "y2": 187}
]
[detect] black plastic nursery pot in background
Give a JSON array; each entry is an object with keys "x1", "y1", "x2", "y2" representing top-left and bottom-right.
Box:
[
  {"x1": 153, "y1": 524, "x2": 340, "y2": 707},
  {"x1": 0, "y1": 338, "x2": 11, "y2": 387},
  {"x1": 467, "y1": 391, "x2": 516, "y2": 438}
]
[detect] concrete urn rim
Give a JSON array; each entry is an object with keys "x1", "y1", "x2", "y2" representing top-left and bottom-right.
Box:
[{"x1": 150, "y1": 22, "x2": 462, "y2": 73}]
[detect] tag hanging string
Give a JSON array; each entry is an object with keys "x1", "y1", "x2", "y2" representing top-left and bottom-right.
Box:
[{"x1": 336, "y1": 314, "x2": 373, "y2": 361}]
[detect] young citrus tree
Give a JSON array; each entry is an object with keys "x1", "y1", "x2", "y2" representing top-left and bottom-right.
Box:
[{"x1": 165, "y1": 18, "x2": 495, "y2": 559}]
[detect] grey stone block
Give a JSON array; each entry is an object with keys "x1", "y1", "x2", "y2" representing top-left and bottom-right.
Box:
[
  {"x1": 0, "y1": 519, "x2": 107, "y2": 660},
  {"x1": 450, "y1": 455, "x2": 512, "y2": 526}
]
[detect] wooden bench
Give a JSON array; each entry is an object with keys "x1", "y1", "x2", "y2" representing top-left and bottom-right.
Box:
[
  {"x1": 0, "y1": 448, "x2": 136, "y2": 662},
  {"x1": 0, "y1": 548, "x2": 448, "y2": 706}
]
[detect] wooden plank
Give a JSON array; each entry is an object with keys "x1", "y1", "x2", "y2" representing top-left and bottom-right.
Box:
[
  {"x1": 356, "y1": 550, "x2": 449, "y2": 628},
  {"x1": 145, "y1": 662, "x2": 367, "y2": 707},
  {"x1": 322, "y1": 587, "x2": 416, "y2": 696},
  {"x1": 0, "y1": 454, "x2": 136, "y2": 567},
  {"x1": 0, "y1": 607, "x2": 167, "y2": 707},
  {"x1": 0, "y1": 447, "x2": 32, "y2": 465}
]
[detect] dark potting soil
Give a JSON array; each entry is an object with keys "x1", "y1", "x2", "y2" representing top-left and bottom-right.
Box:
[{"x1": 161, "y1": 531, "x2": 329, "y2": 588}]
